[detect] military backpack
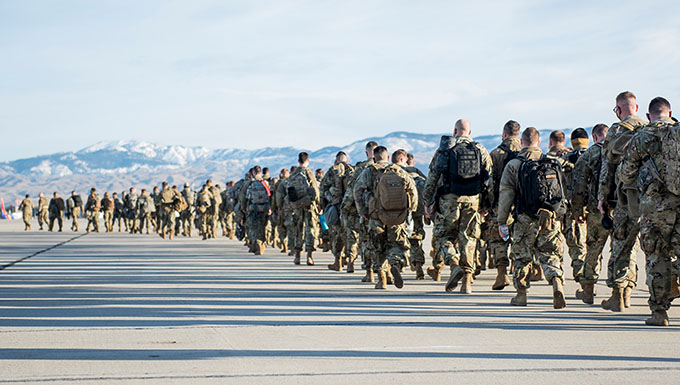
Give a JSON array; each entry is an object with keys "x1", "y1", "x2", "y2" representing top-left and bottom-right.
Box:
[
  {"x1": 434, "y1": 136, "x2": 484, "y2": 196},
  {"x1": 248, "y1": 179, "x2": 271, "y2": 206},
  {"x1": 287, "y1": 169, "x2": 314, "y2": 209},
  {"x1": 516, "y1": 156, "x2": 567, "y2": 219},
  {"x1": 369, "y1": 164, "x2": 411, "y2": 226}
]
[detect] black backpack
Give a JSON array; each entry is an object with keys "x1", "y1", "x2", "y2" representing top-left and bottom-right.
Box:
[
  {"x1": 436, "y1": 141, "x2": 483, "y2": 196},
  {"x1": 73, "y1": 195, "x2": 83, "y2": 207},
  {"x1": 516, "y1": 156, "x2": 567, "y2": 219}
]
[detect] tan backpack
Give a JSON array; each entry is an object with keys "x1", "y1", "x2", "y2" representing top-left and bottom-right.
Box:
[{"x1": 369, "y1": 164, "x2": 411, "y2": 226}]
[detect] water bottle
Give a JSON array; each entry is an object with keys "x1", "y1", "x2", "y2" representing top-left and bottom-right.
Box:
[{"x1": 319, "y1": 213, "x2": 329, "y2": 231}]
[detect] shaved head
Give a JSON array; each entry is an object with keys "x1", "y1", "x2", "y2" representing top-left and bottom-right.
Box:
[{"x1": 454, "y1": 119, "x2": 471, "y2": 137}]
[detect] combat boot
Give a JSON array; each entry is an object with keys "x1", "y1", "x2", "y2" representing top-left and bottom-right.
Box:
[
  {"x1": 670, "y1": 275, "x2": 680, "y2": 300},
  {"x1": 581, "y1": 282, "x2": 595, "y2": 305},
  {"x1": 460, "y1": 272, "x2": 472, "y2": 294},
  {"x1": 361, "y1": 269, "x2": 374, "y2": 283},
  {"x1": 255, "y1": 242, "x2": 265, "y2": 256},
  {"x1": 492, "y1": 266, "x2": 511, "y2": 291},
  {"x1": 552, "y1": 278, "x2": 566, "y2": 309},
  {"x1": 510, "y1": 288, "x2": 527, "y2": 306},
  {"x1": 281, "y1": 244, "x2": 288, "y2": 254},
  {"x1": 623, "y1": 286, "x2": 632, "y2": 308},
  {"x1": 488, "y1": 257, "x2": 495, "y2": 269},
  {"x1": 375, "y1": 271, "x2": 387, "y2": 290},
  {"x1": 601, "y1": 287, "x2": 624, "y2": 312},
  {"x1": 306, "y1": 251, "x2": 314, "y2": 266},
  {"x1": 328, "y1": 257, "x2": 342, "y2": 272},
  {"x1": 293, "y1": 251, "x2": 301, "y2": 265},
  {"x1": 645, "y1": 310, "x2": 670, "y2": 327},
  {"x1": 529, "y1": 264, "x2": 544, "y2": 281},
  {"x1": 386, "y1": 270, "x2": 393, "y2": 285},
  {"x1": 347, "y1": 260, "x2": 355, "y2": 273},
  {"x1": 426, "y1": 266, "x2": 441, "y2": 281},
  {"x1": 445, "y1": 265, "x2": 464, "y2": 292},
  {"x1": 414, "y1": 262, "x2": 424, "y2": 280},
  {"x1": 390, "y1": 264, "x2": 403, "y2": 289}
]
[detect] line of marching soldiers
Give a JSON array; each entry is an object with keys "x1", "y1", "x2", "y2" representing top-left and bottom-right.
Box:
[{"x1": 230, "y1": 91, "x2": 679, "y2": 327}]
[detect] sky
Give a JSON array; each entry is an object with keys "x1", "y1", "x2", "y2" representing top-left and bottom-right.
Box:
[{"x1": 2, "y1": 0, "x2": 680, "y2": 162}]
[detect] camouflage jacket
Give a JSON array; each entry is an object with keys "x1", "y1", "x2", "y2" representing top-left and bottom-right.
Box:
[
  {"x1": 547, "y1": 144, "x2": 571, "y2": 158},
  {"x1": 321, "y1": 162, "x2": 350, "y2": 207},
  {"x1": 571, "y1": 142, "x2": 604, "y2": 216},
  {"x1": 497, "y1": 146, "x2": 543, "y2": 224},
  {"x1": 561, "y1": 143, "x2": 589, "y2": 202},
  {"x1": 423, "y1": 135, "x2": 493, "y2": 208},
  {"x1": 353, "y1": 160, "x2": 417, "y2": 217},
  {"x1": 597, "y1": 114, "x2": 648, "y2": 202},
  {"x1": 618, "y1": 117, "x2": 678, "y2": 198},
  {"x1": 19, "y1": 197, "x2": 34, "y2": 213},
  {"x1": 341, "y1": 159, "x2": 372, "y2": 216},
  {"x1": 490, "y1": 137, "x2": 521, "y2": 209},
  {"x1": 38, "y1": 196, "x2": 49, "y2": 211}
]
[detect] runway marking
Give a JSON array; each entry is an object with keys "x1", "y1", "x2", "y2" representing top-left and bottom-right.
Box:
[{"x1": 0, "y1": 233, "x2": 88, "y2": 271}]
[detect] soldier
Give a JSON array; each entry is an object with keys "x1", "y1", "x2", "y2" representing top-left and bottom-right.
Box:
[
  {"x1": 196, "y1": 184, "x2": 213, "y2": 240},
  {"x1": 48, "y1": 192, "x2": 65, "y2": 232},
  {"x1": 287, "y1": 152, "x2": 320, "y2": 265},
  {"x1": 151, "y1": 186, "x2": 161, "y2": 233},
  {"x1": 18, "y1": 194, "x2": 34, "y2": 230},
  {"x1": 37, "y1": 193, "x2": 49, "y2": 230},
  {"x1": 342, "y1": 141, "x2": 379, "y2": 282},
  {"x1": 84, "y1": 188, "x2": 100, "y2": 233},
  {"x1": 272, "y1": 169, "x2": 290, "y2": 252},
  {"x1": 315, "y1": 168, "x2": 330, "y2": 252},
  {"x1": 231, "y1": 171, "x2": 251, "y2": 242},
  {"x1": 486, "y1": 120, "x2": 521, "y2": 290},
  {"x1": 617, "y1": 96, "x2": 678, "y2": 326},
  {"x1": 572, "y1": 123, "x2": 611, "y2": 304},
  {"x1": 244, "y1": 166, "x2": 272, "y2": 255},
  {"x1": 423, "y1": 119, "x2": 492, "y2": 294},
  {"x1": 113, "y1": 192, "x2": 125, "y2": 232},
  {"x1": 497, "y1": 127, "x2": 567, "y2": 308},
  {"x1": 207, "y1": 180, "x2": 222, "y2": 239},
  {"x1": 219, "y1": 182, "x2": 235, "y2": 238},
  {"x1": 101, "y1": 192, "x2": 115, "y2": 232},
  {"x1": 276, "y1": 168, "x2": 297, "y2": 255},
  {"x1": 126, "y1": 187, "x2": 140, "y2": 234},
  {"x1": 66, "y1": 191, "x2": 83, "y2": 232},
  {"x1": 138, "y1": 189, "x2": 155, "y2": 235},
  {"x1": 561, "y1": 128, "x2": 589, "y2": 284},
  {"x1": 158, "y1": 181, "x2": 181, "y2": 240},
  {"x1": 180, "y1": 183, "x2": 196, "y2": 237},
  {"x1": 597, "y1": 91, "x2": 648, "y2": 312},
  {"x1": 403, "y1": 152, "x2": 427, "y2": 279},
  {"x1": 323, "y1": 151, "x2": 352, "y2": 272},
  {"x1": 353, "y1": 146, "x2": 418, "y2": 289},
  {"x1": 547, "y1": 130, "x2": 572, "y2": 157}
]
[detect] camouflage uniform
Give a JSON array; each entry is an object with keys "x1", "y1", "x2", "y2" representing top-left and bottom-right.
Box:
[
  {"x1": 423, "y1": 136, "x2": 492, "y2": 275},
  {"x1": 138, "y1": 193, "x2": 155, "y2": 234},
  {"x1": 37, "y1": 196, "x2": 48, "y2": 230},
  {"x1": 244, "y1": 177, "x2": 271, "y2": 250},
  {"x1": 342, "y1": 159, "x2": 373, "y2": 275},
  {"x1": 487, "y1": 136, "x2": 521, "y2": 268},
  {"x1": 113, "y1": 195, "x2": 125, "y2": 231},
  {"x1": 403, "y1": 166, "x2": 427, "y2": 270},
  {"x1": 101, "y1": 195, "x2": 115, "y2": 232},
  {"x1": 288, "y1": 167, "x2": 320, "y2": 254},
  {"x1": 126, "y1": 192, "x2": 140, "y2": 234},
  {"x1": 208, "y1": 184, "x2": 222, "y2": 239},
  {"x1": 275, "y1": 177, "x2": 296, "y2": 252},
  {"x1": 180, "y1": 186, "x2": 196, "y2": 237},
  {"x1": 353, "y1": 160, "x2": 418, "y2": 273},
  {"x1": 321, "y1": 162, "x2": 351, "y2": 264},
  {"x1": 159, "y1": 186, "x2": 181, "y2": 239},
  {"x1": 85, "y1": 192, "x2": 100, "y2": 232},
  {"x1": 618, "y1": 117, "x2": 680, "y2": 315},
  {"x1": 67, "y1": 195, "x2": 83, "y2": 232},
  {"x1": 19, "y1": 197, "x2": 34, "y2": 230},
  {"x1": 561, "y1": 143, "x2": 589, "y2": 281},
  {"x1": 196, "y1": 188, "x2": 213, "y2": 239},
  {"x1": 572, "y1": 142, "x2": 611, "y2": 285},
  {"x1": 598, "y1": 115, "x2": 648, "y2": 289},
  {"x1": 498, "y1": 146, "x2": 565, "y2": 290},
  {"x1": 271, "y1": 177, "x2": 288, "y2": 249}
]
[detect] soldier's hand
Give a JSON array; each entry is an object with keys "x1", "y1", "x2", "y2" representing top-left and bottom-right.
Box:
[
  {"x1": 576, "y1": 215, "x2": 585, "y2": 224},
  {"x1": 597, "y1": 200, "x2": 606, "y2": 215}
]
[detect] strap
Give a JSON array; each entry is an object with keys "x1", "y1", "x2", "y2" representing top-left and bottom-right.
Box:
[{"x1": 258, "y1": 179, "x2": 271, "y2": 197}]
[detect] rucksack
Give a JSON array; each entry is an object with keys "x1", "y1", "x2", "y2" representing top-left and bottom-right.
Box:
[
  {"x1": 655, "y1": 123, "x2": 680, "y2": 196},
  {"x1": 404, "y1": 166, "x2": 426, "y2": 216},
  {"x1": 210, "y1": 186, "x2": 222, "y2": 206},
  {"x1": 174, "y1": 196, "x2": 187, "y2": 212},
  {"x1": 435, "y1": 137, "x2": 483, "y2": 196},
  {"x1": 493, "y1": 143, "x2": 520, "y2": 206},
  {"x1": 287, "y1": 169, "x2": 314, "y2": 209},
  {"x1": 161, "y1": 189, "x2": 176, "y2": 205},
  {"x1": 73, "y1": 195, "x2": 83, "y2": 207},
  {"x1": 183, "y1": 189, "x2": 195, "y2": 206},
  {"x1": 516, "y1": 156, "x2": 567, "y2": 219},
  {"x1": 370, "y1": 164, "x2": 411, "y2": 226},
  {"x1": 248, "y1": 179, "x2": 270, "y2": 205}
]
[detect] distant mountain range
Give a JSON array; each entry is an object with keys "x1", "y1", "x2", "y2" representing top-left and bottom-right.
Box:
[{"x1": 0, "y1": 129, "x2": 576, "y2": 204}]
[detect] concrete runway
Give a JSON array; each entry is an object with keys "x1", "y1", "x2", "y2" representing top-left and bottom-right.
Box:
[{"x1": 0, "y1": 219, "x2": 678, "y2": 384}]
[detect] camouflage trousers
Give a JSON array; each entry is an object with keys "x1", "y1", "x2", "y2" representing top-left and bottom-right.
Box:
[
  {"x1": 510, "y1": 214, "x2": 564, "y2": 290},
  {"x1": 71, "y1": 207, "x2": 81, "y2": 231},
  {"x1": 367, "y1": 218, "x2": 410, "y2": 273},
  {"x1": 484, "y1": 216, "x2": 511, "y2": 267},
  {"x1": 432, "y1": 195, "x2": 481, "y2": 274},
  {"x1": 103, "y1": 210, "x2": 113, "y2": 232},
  {"x1": 179, "y1": 210, "x2": 194, "y2": 236},
  {"x1": 563, "y1": 210, "x2": 587, "y2": 281},
  {"x1": 330, "y1": 223, "x2": 345, "y2": 259},
  {"x1": 246, "y1": 210, "x2": 268, "y2": 244},
  {"x1": 359, "y1": 217, "x2": 372, "y2": 270},
  {"x1": 86, "y1": 210, "x2": 99, "y2": 232},
  {"x1": 293, "y1": 207, "x2": 318, "y2": 253},
  {"x1": 139, "y1": 212, "x2": 153, "y2": 233},
  {"x1": 605, "y1": 204, "x2": 640, "y2": 289},
  {"x1": 197, "y1": 211, "x2": 211, "y2": 237},
  {"x1": 283, "y1": 210, "x2": 296, "y2": 251},
  {"x1": 38, "y1": 209, "x2": 48, "y2": 229},
  {"x1": 223, "y1": 211, "x2": 235, "y2": 236},
  {"x1": 22, "y1": 212, "x2": 32, "y2": 230},
  {"x1": 580, "y1": 210, "x2": 611, "y2": 285},
  {"x1": 408, "y1": 214, "x2": 426, "y2": 266},
  {"x1": 160, "y1": 207, "x2": 176, "y2": 236},
  {"x1": 639, "y1": 193, "x2": 680, "y2": 312},
  {"x1": 344, "y1": 213, "x2": 361, "y2": 263}
]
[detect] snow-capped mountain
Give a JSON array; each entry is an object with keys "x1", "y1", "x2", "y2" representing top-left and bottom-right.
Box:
[{"x1": 0, "y1": 129, "x2": 576, "y2": 203}]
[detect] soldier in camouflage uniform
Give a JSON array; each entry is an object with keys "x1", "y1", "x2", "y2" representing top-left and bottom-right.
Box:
[
  {"x1": 126, "y1": 187, "x2": 140, "y2": 234},
  {"x1": 597, "y1": 91, "x2": 648, "y2": 312},
  {"x1": 85, "y1": 188, "x2": 100, "y2": 233},
  {"x1": 180, "y1": 183, "x2": 196, "y2": 237},
  {"x1": 403, "y1": 153, "x2": 427, "y2": 279},
  {"x1": 151, "y1": 186, "x2": 161, "y2": 233},
  {"x1": 487, "y1": 120, "x2": 522, "y2": 290},
  {"x1": 67, "y1": 191, "x2": 83, "y2": 232},
  {"x1": 424, "y1": 120, "x2": 492, "y2": 294},
  {"x1": 322, "y1": 152, "x2": 352, "y2": 272},
  {"x1": 571, "y1": 123, "x2": 610, "y2": 304},
  {"x1": 159, "y1": 182, "x2": 181, "y2": 240},
  {"x1": 196, "y1": 184, "x2": 213, "y2": 240},
  {"x1": 220, "y1": 181, "x2": 235, "y2": 239},
  {"x1": 138, "y1": 189, "x2": 155, "y2": 234},
  {"x1": 561, "y1": 128, "x2": 589, "y2": 283},
  {"x1": 271, "y1": 169, "x2": 290, "y2": 253},
  {"x1": 286, "y1": 153, "x2": 320, "y2": 265},
  {"x1": 101, "y1": 192, "x2": 115, "y2": 232},
  {"x1": 243, "y1": 166, "x2": 272, "y2": 255},
  {"x1": 618, "y1": 97, "x2": 680, "y2": 326},
  {"x1": 113, "y1": 192, "x2": 124, "y2": 232},
  {"x1": 498, "y1": 127, "x2": 567, "y2": 309},
  {"x1": 19, "y1": 194, "x2": 34, "y2": 230},
  {"x1": 230, "y1": 171, "x2": 250, "y2": 242},
  {"x1": 353, "y1": 146, "x2": 418, "y2": 289},
  {"x1": 342, "y1": 141, "x2": 378, "y2": 282},
  {"x1": 37, "y1": 193, "x2": 49, "y2": 230},
  {"x1": 207, "y1": 180, "x2": 222, "y2": 239},
  {"x1": 316, "y1": 168, "x2": 330, "y2": 252}
]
